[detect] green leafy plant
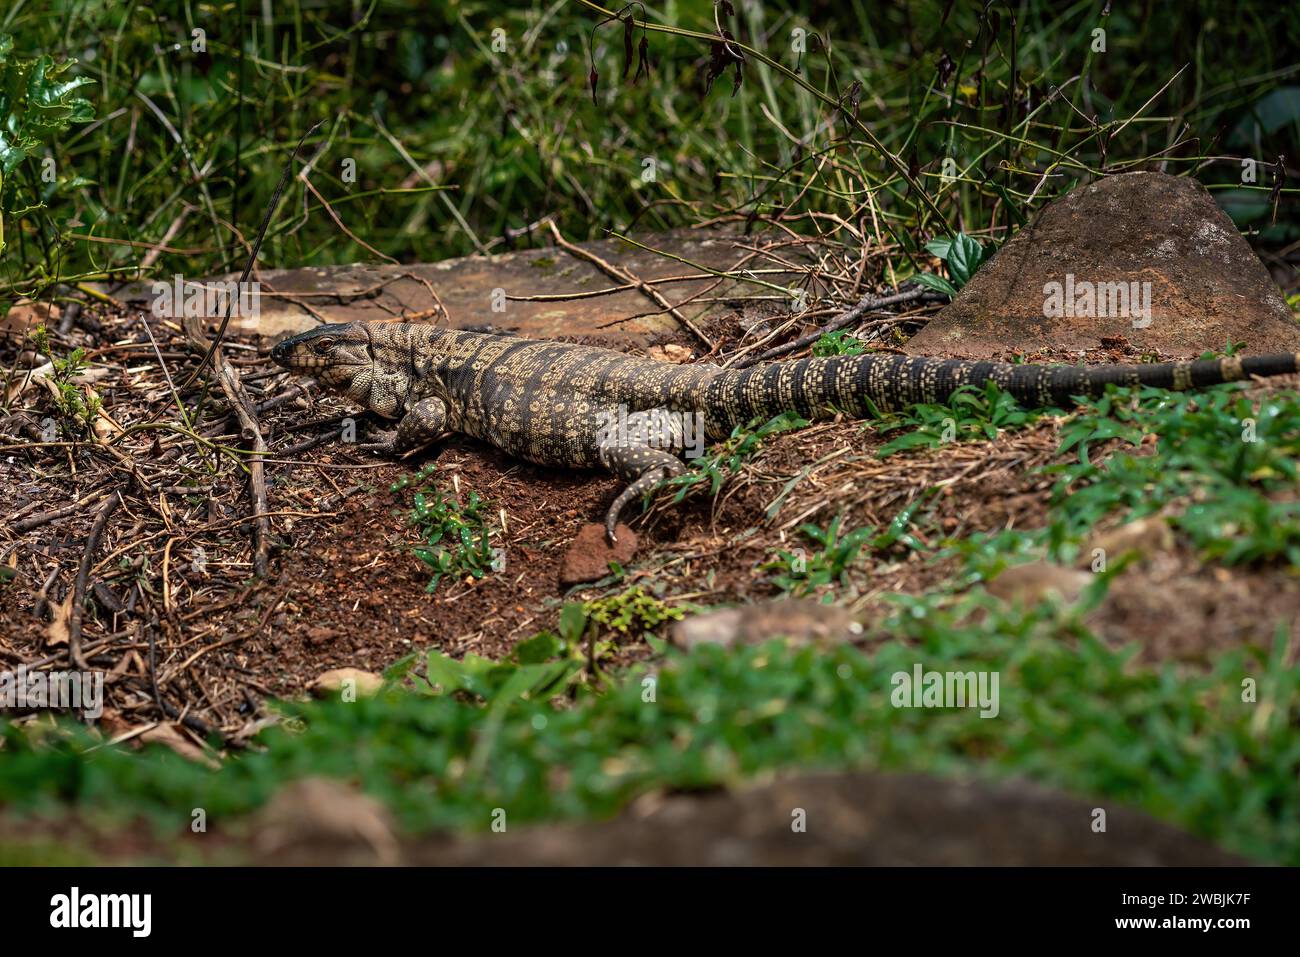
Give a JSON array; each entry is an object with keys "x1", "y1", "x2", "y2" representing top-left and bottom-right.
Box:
[
  {"x1": 875, "y1": 381, "x2": 1049, "y2": 458},
  {"x1": 661, "y1": 410, "x2": 809, "y2": 502},
  {"x1": 764, "y1": 513, "x2": 875, "y2": 597},
  {"x1": 812, "y1": 329, "x2": 869, "y2": 356},
  {"x1": 29, "y1": 324, "x2": 100, "y2": 436},
  {"x1": 933, "y1": 382, "x2": 1300, "y2": 571},
  {"x1": 404, "y1": 478, "x2": 498, "y2": 593},
  {"x1": 416, "y1": 646, "x2": 581, "y2": 704},
  {"x1": 6, "y1": 590, "x2": 1300, "y2": 864},
  {"x1": 0, "y1": 35, "x2": 94, "y2": 255},
  {"x1": 763, "y1": 499, "x2": 931, "y2": 598},
  {"x1": 914, "y1": 232, "x2": 990, "y2": 298},
  {"x1": 1049, "y1": 384, "x2": 1300, "y2": 566},
  {"x1": 585, "y1": 585, "x2": 684, "y2": 637}
]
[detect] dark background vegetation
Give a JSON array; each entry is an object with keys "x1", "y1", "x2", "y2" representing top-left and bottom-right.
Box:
[{"x1": 1, "y1": 0, "x2": 1296, "y2": 301}]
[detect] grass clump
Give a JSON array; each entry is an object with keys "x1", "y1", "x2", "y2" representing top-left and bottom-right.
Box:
[
  {"x1": 874, "y1": 381, "x2": 1052, "y2": 458},
  {"x1": 661, "y1": 411, "x2": 809, "y2": 502},
  {"x1": 2, "y1": 589, "x2": 1297, "y2": 864},
  {"x1": 4, "y1": 3, "x2": 1293, "y2": 305}
]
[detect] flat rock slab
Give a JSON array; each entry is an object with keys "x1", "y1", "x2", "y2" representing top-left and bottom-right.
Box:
[
  {"x1": 907, "y1": 171, "x2": 1300, "y2": 358},
  {"x1": 114, "y1": 230, "x2": 788, "y2": 348}
]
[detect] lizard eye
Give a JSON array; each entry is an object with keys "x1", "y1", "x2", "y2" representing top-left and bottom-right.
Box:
[{"x1": 313, "y1": 336, "x2": 336, "y2": 353}]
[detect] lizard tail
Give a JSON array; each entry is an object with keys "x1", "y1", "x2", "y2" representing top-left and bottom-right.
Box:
[{"x1": 702, "y1": 352, "x2": 1300, "y2": 433}]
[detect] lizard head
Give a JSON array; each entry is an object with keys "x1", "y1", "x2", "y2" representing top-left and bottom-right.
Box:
[
  {"x1": 270, "y1": 321, "x2": 409, "y2": 417},
  {"x1": 271, "y1": 321, "x2": 371, "y2": 385}
]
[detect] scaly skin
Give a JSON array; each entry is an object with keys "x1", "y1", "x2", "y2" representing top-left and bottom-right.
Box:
[{"x1": 271, "y1": 321, "x2": 1300, "y2": 542}]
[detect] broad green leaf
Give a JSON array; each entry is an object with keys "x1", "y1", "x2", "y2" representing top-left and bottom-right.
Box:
[
  {"x1": 514, "y1": 630, "x2": 561, "y2": 664},
  {"x1": 1214, "y1": 188, "x2": 1271, "y2": 226},
  {"x1": 1228, "y1": 87, "x2": 1300, "y2": 146},
  {"x1": 924, "y1": 237, "x2": 953, "y2": 259},
  {"x1": 558, "y1": 602, "x2": 589, "y2": 642},
  {"x1": 425, "y1": 650, "x2": 469, "y2": 693},
  {"x1": 947, "y1": 233, "x2": 986, "y2": 287},
  {"x1": 914, "y1": 272, "x2": 958, "y2": 298}
]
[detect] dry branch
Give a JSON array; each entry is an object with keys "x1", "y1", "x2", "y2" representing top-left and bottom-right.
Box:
[
  {"x1": 183, "y1": 316, "x2": 272, "y2": 577},
  {"x1": 732, "y1": 287, "x2": 941, "y2": 368},
  {"x1": 545, "y1": 219, "x2": 715, "y2": 350},
  {"x1": 68, "y1": 491, "x2": 122, "y2": 670}
]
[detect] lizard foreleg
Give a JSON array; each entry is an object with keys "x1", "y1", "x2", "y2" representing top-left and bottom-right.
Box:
[{"x1": 362, "y1": 396, "x2": 449, "y2": 455}]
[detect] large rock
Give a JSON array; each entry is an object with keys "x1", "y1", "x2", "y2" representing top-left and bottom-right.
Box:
[
  {"x1": 906, "y1": 172, "x2": 1300, "y2": 357},
  {"x1": 413, "y1": 771, "x2": 1249, "y2": 866}
]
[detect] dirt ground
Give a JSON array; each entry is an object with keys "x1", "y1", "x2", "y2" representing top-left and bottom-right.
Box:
[
  {"x1": 2, "y1": 298, "x2": 1298, "y2": 747},
  {"x1": 5, "y1": 283, "x2": 1300, "y2": 869}
]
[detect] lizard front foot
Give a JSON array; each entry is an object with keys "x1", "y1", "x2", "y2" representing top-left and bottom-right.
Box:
[{"x1": 356, "y1": 428, "x2": 398, "y2": 454}]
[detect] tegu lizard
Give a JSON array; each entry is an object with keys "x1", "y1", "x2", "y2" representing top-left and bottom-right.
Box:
[{"x1": 271, "y1": 320, "x2": 1300, "y2": 542}]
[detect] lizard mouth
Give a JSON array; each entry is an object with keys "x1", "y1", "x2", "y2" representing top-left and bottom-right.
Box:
[
  {"x1": 278, "y1": 356, "x2": 365, "y2": 370},
  {"x1": 269, "y1": 340, "x2": 365, "y2": 371}
]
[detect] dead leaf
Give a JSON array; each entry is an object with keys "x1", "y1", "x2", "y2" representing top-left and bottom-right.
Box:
[
  {"x1": 140, "y1": 723, "x2": 221, "y2": 769},
  {"x1": 1, "y1": 299, "x2": 61, "y2": 336},
  {"x1": 87, "y1": 388, "x2": 124, "y2": 441},
  {"x1": 45, "y1": 592, "x2": 73, "y2": 647},
  {"x1": 647, "y1": 343, "x2": 694, "y2": 363},
  {"x1": 621, "y1": 13, "x2": 635, "y2": 79}
]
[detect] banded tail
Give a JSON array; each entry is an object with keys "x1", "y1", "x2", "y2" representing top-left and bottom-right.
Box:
[{"x1": 703, "y1": 352, "x2": 1300, "y2": 431}]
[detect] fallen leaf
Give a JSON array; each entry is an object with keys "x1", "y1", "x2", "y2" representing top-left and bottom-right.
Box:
[
  {"x1": 647, "y1": 343, "x2": 693, "y2": 363},
  {"x1": 140, "y1": 723, "x2": 221, "y2": 769},
  {"x1": 45, "y1": 592, "x2": 73, "y2": 647},
  {"x1": 1, "y1": 299, "x2": 61, "y2": 335}
]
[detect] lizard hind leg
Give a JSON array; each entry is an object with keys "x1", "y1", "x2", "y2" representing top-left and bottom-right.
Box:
[{"x1": 598, "y1": 443, "x2": 687, "y2": 545}]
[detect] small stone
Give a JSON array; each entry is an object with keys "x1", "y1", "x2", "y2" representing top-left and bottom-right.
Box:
[
  {"x1": 647, "y1": 343, "x2": 694, "y2": 363},
  {"x1": 559, "y1": 523, "x2": 638, "y2": 585},
  {"x1": 311, "y1": 668, "x2": 383, "y2": 698},
  {"x1": 986, "y1": 562, "x2": 1091, "y2": 607},
  {"x1": 1084, "y1": 515, "x2": 1175, "y2": 566},
  {"x1": 671, "y1": 598, "x2": 861, "y2": 651}
]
